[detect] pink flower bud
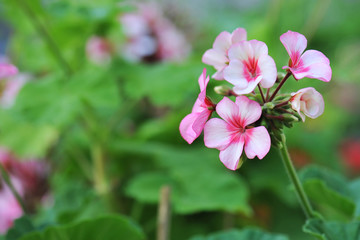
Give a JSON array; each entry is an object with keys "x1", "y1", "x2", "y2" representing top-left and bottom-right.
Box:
[{"x1": 290, "y1": 87, "x2": 324, "y2": 122}]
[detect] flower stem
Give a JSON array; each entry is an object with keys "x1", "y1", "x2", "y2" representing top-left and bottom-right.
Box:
[
  {"x1": 0, "y1": 162, "x2": 27, "y2": 214},
  {"x1": 269, "y1": 72, "x2": 291, "y2": 102},
  {"x1": 258, "y1": 85, "x2": 266, "y2": 103},
  {"x1": 14, "y1": 0, "x2": 72, "y2": 76},
  {"x1": 279, "y1": 133, "x2": 314, "y2": 219}
]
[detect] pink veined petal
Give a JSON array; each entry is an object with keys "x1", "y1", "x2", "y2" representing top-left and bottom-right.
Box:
[
  {"x1": 299, "y1": 87, "x2": 324, "y2": 119},
  {"x1": 202, "y1": 49, "x2": 228, "y2": 71},
  {"x1": 192, "y1": 109, "x2": 212, "y2": 135},
  {"x1": 223, "y1": 59, "x2": 249, "y2": 88},
  {"x1": 257, "y1": 55, "x2": 277, "y2": 88},
  {"x1": 0, "y1": 63, "x2": 18, "y2": 79},
  {"x1": 219, "y1": 137, "x2": 245, "y2": 171},
  {"x1": 198, "y1": 68, "x2": 210, "y2": 92},
  {"x1": 215, "y1": 97, "x2": 239, "y2": 124},
  {"x1": 292, "y1": 50, "x2": 331, "y2": 82},
  {"x1": 231, "y1": 28, "x2": 247, "y2": 43},
  {"x1": 248, "y1": 40, "x2": 268, "y2": 59},
  {"x1": 204, "y1": 118, "x2": 233, "y2": 149},
  {"x1": 280, "y1": 31, "x2": 307, "y2": 65},
  {"x1": 244, "y1": 126, "x2": 271, "y2": 159},
  {"x1": 235, "y1": 96, "x2": 262, "y2": 126},
  {"x1": 232, "y1": 75, "x2": 262, "y2": 95},
  {"x1": 192, "y1": 94, "x2": 205, "y2": 113},
  {"x1": 213, "y1": 31, "x2": 232, "y2": 52},
  {"x1": 228, "y1": 41, "x2": 253, "y2": 62},
  {"x1": 179, "y1": 113, "x2": 200, "y2": 144}
]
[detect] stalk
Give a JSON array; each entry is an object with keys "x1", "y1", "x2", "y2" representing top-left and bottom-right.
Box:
[
  {"x1": 278, "y1": 133, "x2": 314, "y2": 219},
  {"x1": 0, "y1": 163, "x2": 27, "y2": 213},
  {"x1": 268, "y1": 72, "x2": 291, "y2": 102}
]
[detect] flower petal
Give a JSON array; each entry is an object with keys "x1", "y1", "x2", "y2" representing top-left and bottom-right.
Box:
[
  {"x1": 223, "y1": 59, "x2": 248, "y2": 88},
  {"x1": 235, "y1": 96, "x2": 262, "y2": 126},
  {"x1": 280, "y1": 31, "x2": 307, "y2": 65},
  {"x1": 244, "y1": 126, "x2": 271, "y2": 159},
  {"x1": 212, "y1": 67, "x2": 226, "y2": 80},
  {"x1": 292, "y1": 50, "x2": 331, "y2": 82},
  {"x1": 0, "y1": 63, "x2": 18, "y2": 79},
  {"x1": 249, "y1": 40, "x2": 268, "y2": 58},
  {"x1": 228, "y1": 41, "x2": 253, "y2": 62},
  {"x1": 202, "y1": 49, "x2": 228, "y2": 71},
  {"x1": 232, "y1": 76, "x2": 262, "y2": 95},
  {"x1": 213, "y1": 31, "x2": 232, "y2": 52},
  {"x1": 215, "y1": 97, "x2": 239, "y2": 124},
  {"x1": 219, "y1": 137, "x2": 245, "y2": 171},
  {"x1": 198, "y1": 68, "x2": 210, "y2": 92},
  {"x1": 257, "y1": 55, "x2": 277, "y2": 88},
  {"x1": 204, "y1": 118, "x2": 233, "y2": 149},
  {"x1": 180, "y1": 110, "x2": 210, "y2": 144},
  {"x1": 231, "y1": 28, "x2": 247, "y2": 43}
]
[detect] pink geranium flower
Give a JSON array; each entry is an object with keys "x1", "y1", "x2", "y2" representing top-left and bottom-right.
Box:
[
  {"x1": 223, "y1": 40, "x2": 277, "y2": 94},
  {"x1": 0, "y1": 63, "x2": 18, "y2": 79},
  {"x1": 204, "y1": 96, "x2": 271, "y2": 170},
  {"x1": 290, "y1": 87, "x2": 324, "y2": 122},
  {"x1": 180, "y1": 69, "x2": 215, "y2": 144},
  {"x1": 202, "y1": 28, "x2": 247, "y2": 80},
  {"x1": 86, "y1": 36, "x2": 113, "y2": 65},
  {"x1": 280, "y1": 31, "x2": 331, "y2": 82}
]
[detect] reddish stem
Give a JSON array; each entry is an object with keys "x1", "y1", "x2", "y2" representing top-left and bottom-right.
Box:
[
  {"x1": 269, "y1": 72, "x2": 292, "y2": 102},
  {"x1": 258, "y1": 85, "x2": 266, "y2": 103}
]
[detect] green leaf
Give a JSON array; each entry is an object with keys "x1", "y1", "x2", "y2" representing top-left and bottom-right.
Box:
[
  {"x1": 5, "y1": 216, "x2": 36, "y2": 240},
  {"x1": 18, "y1": 215, "x2": 145, "y2": 240},
  {"x1": 349, "y1": 178, "x2": 360, "y2": 218},
  {"x1": 121, "y1": 141, "x2": 252, "y2": 215},
  {"x1": 303, "y1": 219, "x2": 360, "y2": 240},
  {"x1": 299, "y1": 165, "x2": 355, "y2": 221},
  {"x1": 189, "y1": 228, "x2": 289, "y2": 240}
]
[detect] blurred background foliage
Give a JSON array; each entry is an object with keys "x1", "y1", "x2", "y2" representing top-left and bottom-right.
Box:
[{"x1": 0, "y1": 0, "x2": 360, "y2": 239}]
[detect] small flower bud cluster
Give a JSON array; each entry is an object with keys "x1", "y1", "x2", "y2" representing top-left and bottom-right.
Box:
[{"x1": 180, "y1": 29, "x2": 331, "y2": 170}]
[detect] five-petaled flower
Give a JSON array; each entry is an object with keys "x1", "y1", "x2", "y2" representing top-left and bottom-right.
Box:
[
  {"x1": 280, "y1": 31, "x2": 331, "y2": 82},
  {"x1": 202, "y1": 28, "x2": 247, "y2": 80},
  {"x1": 180, "y1": 69, "x2": 215, "y2": 144},
  {"x1": 290, "y1": 87, "x2": 324, "y2": 122},
  {"x1": 204, "y1": 96, "x2": 271, "y2": 170},
  {"x1": 223, "y1": 40, "x2": 277, "y2": 94}
]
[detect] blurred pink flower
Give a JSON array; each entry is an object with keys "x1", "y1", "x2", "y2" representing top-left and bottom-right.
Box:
[
  {"x1": 204, "y1": 96, "x2": 271, "y2": 170},
  {"x1": 280, "y1": 31, "x2": 331, "y2": 82},
  {"x1": 86, "y1": 36, "x2": 113, "y2": 65},
  {"x1": 340, "y1": 139, "x2": 360, "y2": 173},
  {"x1": 223, "y1": 40, "x2": 277, "y2": 94},
  {"x1": 180, "y1": 69, "x2": 214, "y2": 144},
  {"x1": 290, "y1": 87, "x2": 324, "y2": 122},
  {"x1": 0, "y1": 73, "x2": 29, "y2": 108},
  {"x1": 0, "y1": 176, "x2": 23, "y2": 234},
  {"x1": 119, "y1": 3, "x2": 190, "y2": 63},
  {"x1": 202, "y1": 28, "x2": 247, "y2": 80},
  {"x1": 0, "y1": 63, "x2": 18, "y2": 79}
]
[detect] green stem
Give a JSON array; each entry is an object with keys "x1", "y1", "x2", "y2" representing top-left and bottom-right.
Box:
[
  {"x1": 0, "y1": 163, "x2": 27, "y2": 214},
  {"x1": 279, "y1": 133, "x2": 314, "y2": 219},
  {"x1": 92, "y1": 143, "x2": 109, "y2": 196},
  {"x1": 14, "y1": 0, "x2": 73, "y2": 76}
]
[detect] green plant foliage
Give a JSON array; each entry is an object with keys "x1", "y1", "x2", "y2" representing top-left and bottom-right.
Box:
[
  {"x1": 5, "y1": 216, "x2": 35, "y2": 240},
  {"x1": 349, "y1": 178, "x2": 360, "y2": 219},
  {"x1": 299, "y1": 165, "x2": 356, "y2": 221},
  {"x1": 16, "y1": 215, "x2": 144, "y2": 240},
  {"x1": 303, "y1": 219, "x2": 360, "y2": 240},
  {"x1": 122, "y1": 141, "x2": 252, "y2": 215},
  {"x1": 189, "y1": 228, "x2": 289, "y2": 240}
]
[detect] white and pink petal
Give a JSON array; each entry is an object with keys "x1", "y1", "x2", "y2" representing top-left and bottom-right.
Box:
[
  {"x1": 244, "y1": 126, "x2": 271, "y2": 159},
  {"x1": 235, "y1": 96, "x2": 262, "y2": 126},
  {"x1": 280, "y1": 31, "x2": 307, "y2": 65},
  {"x1": 204, "y1": 118, "x2": 233, "y2": 149},
  {"x1": 219, "y1": 137, "x2": 245, "y2": 171}
]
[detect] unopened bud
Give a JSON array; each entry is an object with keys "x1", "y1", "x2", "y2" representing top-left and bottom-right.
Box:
[
  {"x1": 282, "y1": 113, "x2": 299, "y2": 122},
  {"x1": 236, "y1": 155, "x2": 246, "y2": 169},
  {"x1": 214, "y1": 85, "x2": 231, "y2": 96},
  {"x1": 264, "y1": 102, "x2": 275, "y2": 110}
]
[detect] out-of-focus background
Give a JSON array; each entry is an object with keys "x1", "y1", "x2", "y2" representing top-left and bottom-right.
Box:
[{"x1": 0, "y1": 0, "x2": 360, "y2": 239}]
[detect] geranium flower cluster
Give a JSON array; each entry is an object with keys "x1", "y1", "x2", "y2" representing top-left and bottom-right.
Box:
[{"x1": 180, "y1": 28, "x2": 331, "y2": 170}]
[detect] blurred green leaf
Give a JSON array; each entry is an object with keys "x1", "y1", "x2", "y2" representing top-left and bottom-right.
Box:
[
  {"x1": 6, "y1": 216, "x2": 36, "y2": 240},
  {"x1": 18, "y1": 215, "x2": 144, "y2": 240},
  {"x1": 303, "y1": 219, "x2": 360, "y2": 240},
  {"x1": 349, "y1": 178, "x2": 360, "y2": 219},
  {"x1": 121, "y1": 141, "x2": 251, "y2": 215},
  {"x1": 299, "y1": 166, "x2": 355, "y2": 221},
  {"x1": 189, "y1": 228, "x2": 289, "y2": 240}
]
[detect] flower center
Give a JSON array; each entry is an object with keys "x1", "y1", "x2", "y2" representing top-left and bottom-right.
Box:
[{"x1": 245, "y1": 57, "x2": 258, "y2": 78}]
